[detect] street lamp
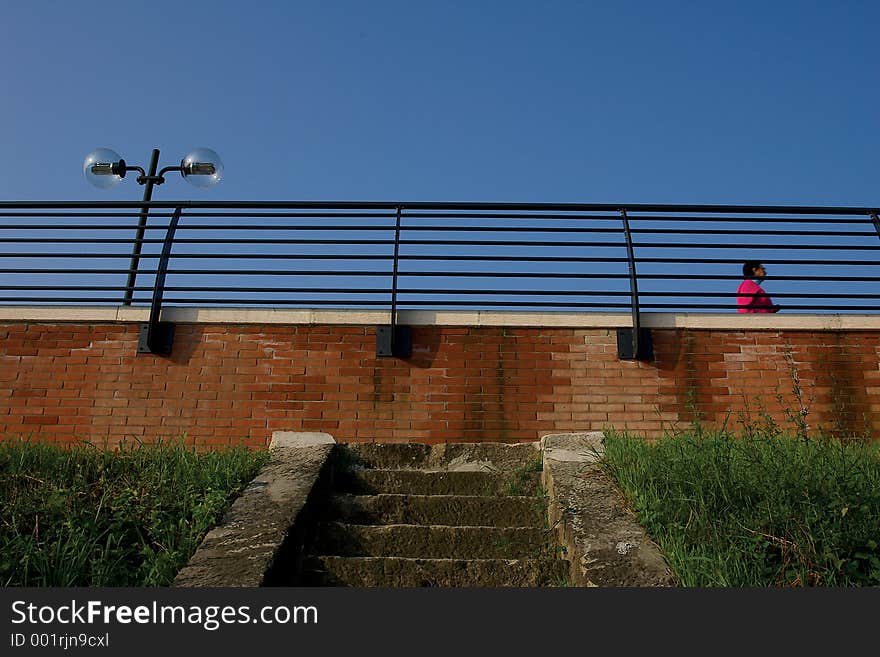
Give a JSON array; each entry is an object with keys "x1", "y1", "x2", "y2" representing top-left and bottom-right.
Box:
[{"x1": 83, "y1": 147, "x2": 223, "y2": 305}]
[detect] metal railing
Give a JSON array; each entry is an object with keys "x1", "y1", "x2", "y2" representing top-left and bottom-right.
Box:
[
  {"x1": 1, "y1": 201, "x2": 879, "y2": 355},
  {"x1": 1, "y1": 201, "x2": 879, "y2": 307}
]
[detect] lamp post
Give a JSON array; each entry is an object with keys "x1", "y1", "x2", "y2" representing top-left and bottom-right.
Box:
[{"x1": 83, "y1": 146, "x2": 223, "y2": 305}]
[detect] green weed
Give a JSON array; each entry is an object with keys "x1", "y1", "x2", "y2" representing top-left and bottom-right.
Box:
[
  {"x1": 0, "y1": 438, "x2": 268, "y2": 586},
  {"x1": 601, "y1": 429, "x2": 880, "y2": 587}
]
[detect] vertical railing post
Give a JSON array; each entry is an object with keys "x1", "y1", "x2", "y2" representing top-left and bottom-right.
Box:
[
  {"x1": 376, "y1": 204, "x2": 411, "y2": 357},
  {"x1": 137, "y1": 205, "x2": 181, "y2": 355},
  {"x1": 123, "y1": 148, "x2": 160, "y2": 305},
  {"x1": 390, "y1": 205, "x2": 402, "y2": 337},
  {"x1": 617, "y1": 208, "x2": 652, "y2": 360}
]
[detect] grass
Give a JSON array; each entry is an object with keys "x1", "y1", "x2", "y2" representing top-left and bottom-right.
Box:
[
  {"x1": 0, "y1": 438, "x2": 269, "y2": 587},
  {"x1": 602, "y1": 429, "x2": 880, "y2": 586},
  {"x1": 506, "y1": 456, "x2": 544, "y2": 496}
]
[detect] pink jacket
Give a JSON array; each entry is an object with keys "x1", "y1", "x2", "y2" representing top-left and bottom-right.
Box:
[{"x1": 737, "y1": 279, "x2": 777, "y2": 313}]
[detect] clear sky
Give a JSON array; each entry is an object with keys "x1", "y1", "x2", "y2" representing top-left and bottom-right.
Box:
[{"x1": 1, "y1": 0, "x2": 878, "y2": 205}]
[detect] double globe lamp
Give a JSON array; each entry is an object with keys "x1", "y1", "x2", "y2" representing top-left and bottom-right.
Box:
[{"x1": 82, "y1": 147, "x2": 223, "y2": 306}]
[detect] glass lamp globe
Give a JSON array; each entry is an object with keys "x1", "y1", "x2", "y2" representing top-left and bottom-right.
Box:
[
  {"x1": 181, "y1": 148, "x2": 223, "y2": 188},
  {"x1": 83, "y1": 148, "x2": 125, "y2": 189}
]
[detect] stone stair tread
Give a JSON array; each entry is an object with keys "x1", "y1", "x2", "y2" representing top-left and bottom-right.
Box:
[
  {"x1": 337, "y1": 442, "x2": 542, "y2": 471},
  {"x1": 309, "y1": 555, "x2": 559, "y2": 562},
  {"x1": 318, "y1": 520, "x2": 547, "y2": 533},
  {"x1": 331, "y1": 492, "x2": 544, "y2": 500},
  {"x1": 325, "y1": 492, "x2": 546, "y2": 527},
  {"x1": 320, "y1": 520, "x2": 547, "y2": 530},
  {"x1": 299, "y1": 555, "x2": 569, "y2": 587},
  {"x1": 336, "y1": 469, "x2": 543, "y2": 496},
  {"x1": 312, "y1": 522, "x2": 553, "y2": 559}
]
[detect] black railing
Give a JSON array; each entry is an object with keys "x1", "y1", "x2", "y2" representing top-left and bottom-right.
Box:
[{"x1": 1, "y1": 201, "x2": 878, "y2": 356}]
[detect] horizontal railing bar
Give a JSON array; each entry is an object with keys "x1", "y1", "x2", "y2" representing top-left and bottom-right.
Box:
[
  {"x1": 1, "y1": 225, "x2": 875, "y2": 239},
  {"x1": 1, "y1": 296, "x2": 876, "y2": 311},
  {"x1": 3, "y1": 268, "x2": 879, "y2": 282},
  {"x1": 396, "y1": 289, "x2": 880, "y2": 299},
  {"x1": 0, "y1": 268, "x2": 385, "y2": 275},
  {"x1": 629, "y1": 242, "x2": 880, "y2": 250},
  {"x1": 0, "y1": 286, "x2": 136, "y2": 292},
  {"x1": 609, "y1": 216, "x2": 874, "y2": 224},
  {"x1": 3, "y1": 253, "x2": 878, "y2": 265},
  {"x1": 144, "y1": 298, "x2": 393, "y2": 305},
  {"x1": 403, "y1": 213, "x2": 624, "y2": 220},
  {"x1": 2, "y1": 237, "x2": 877, "y2": 251},
  {"x1": 631, "y1": 228, "x2": 877, "y2": 236},
  {"x1": 399, "y1": 272, "x2": 880, "y2": 281},
  {"x1": 0, "y1": 297, "x2": 130, "y2": 303},
  {"x1": 0, "y1": 225, "x2": 624, "y2": 234},
  {"x1": 3, "y1": 213, "x2": 868, "y2": 225},
  {"x1": 0, "y1": 294, "x2": 869, "y2": 308},
  {"x1": 637, "y1": 304, "x2": 880, "y2": 310},
  {"x1": 1, "y1": 215, "x2": 871, "y2": 229},
  {"x1": 0, "y1": 225, "x2": 394, "y2": 232},
  {"x1": 0, "y1": 238, "x2": 399, "y2": 245},
  {"x1": 0, "y1": 253, "x2": 394, "y2": 260},
  {"x1": 206, "y1": 225, "x2": 625, "y2": 233},
  {"x1": 396, "y1": 301, "x2": 880, "y2": 310},
  {"x1": 403, "y1": 213, "x2": 874, "y2": 225},
  {"x1": 2, "y1": 285, "x2": 877, "y2": 300},
  {"x1": 0, "y1": 212, "x2": 175, "y2": 218},
  {"x1": 397, "y1": 255, "x2": 880, "y2": 265},
  {"x1": 162, "y1": 226, "x2": 880, "y2": 237},
  {"x1": 1, "y1": 216, "x2": 874, "y2": 227},
  {"x1": 0, "y1": 286, "x2": 390, "y2": 293},
  {"x1": 0, "y1": 269, "x2": 143, "y2": 274},
  {"x1": 1, "y1": 201, "x2": 877, "y2": 214},
  {"x1": 157, "y1": 298, "x2": 626, "y2": 307},
  {"x1": 180, "y1": 212, "x2": 396, "y2": 218},
  {"x1": 0, "y1": 299, "x2": 388, "y2": 306},
  {"x1": 2, "y1": 284, "x2": 877, "y2": 300}
]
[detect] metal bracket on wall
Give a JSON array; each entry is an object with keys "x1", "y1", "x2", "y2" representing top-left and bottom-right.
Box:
[
  {"x1": 376, "y1": 325, "x2": 412, "y2": 358},
  {"x1": 138, "y1": 322, "x2": 175, "y2": 355},
  {"x1": 137, "y1": 206, "x2": 181, "y2": 356},
  {"x1": 616, "y1": 327, "x2": 654, "y2": 361}
]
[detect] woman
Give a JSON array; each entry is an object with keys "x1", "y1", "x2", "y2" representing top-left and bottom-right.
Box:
[{"x1": 737, "y1": 261, "x2": 780, "y2": 313}]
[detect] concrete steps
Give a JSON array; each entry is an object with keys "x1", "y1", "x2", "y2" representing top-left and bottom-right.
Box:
[{"x1": 297, "y1": 442, "x2": 569, "y2": 587}]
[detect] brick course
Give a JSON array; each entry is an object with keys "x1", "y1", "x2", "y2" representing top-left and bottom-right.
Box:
[{"x1": 1, "y1": 322, "x2": 878, "y2": 447}]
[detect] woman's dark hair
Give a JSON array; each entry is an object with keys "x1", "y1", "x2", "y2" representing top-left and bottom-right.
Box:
[{"x1": 743, "y1": 261, "x2": 762, "y2": 277}]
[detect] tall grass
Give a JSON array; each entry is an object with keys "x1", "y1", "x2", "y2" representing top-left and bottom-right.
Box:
[
  {"x1": 602, "y1": 430, "x2": 880, "y2": 586},
  {"x1": 0, "y1": 439, "x2": 268, "y2": 587}
]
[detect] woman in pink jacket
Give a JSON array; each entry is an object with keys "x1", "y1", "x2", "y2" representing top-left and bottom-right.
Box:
[{"x1": 737, "y1": 261, "x2": 780, "y2": 313}]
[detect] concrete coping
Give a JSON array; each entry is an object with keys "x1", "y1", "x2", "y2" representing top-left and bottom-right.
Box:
[
  {"x1": 1, "y1": 305, "x2": 880, "y2": 330},
  {"x1": 173, "y1": 431, "x2": 336, "y2": 587},
  {"x1": 540, "y1": 432, "x2": 675, "y2": 587},
  {"x1": 270, "y1": 432, "x2": 336, "y2": 448}
]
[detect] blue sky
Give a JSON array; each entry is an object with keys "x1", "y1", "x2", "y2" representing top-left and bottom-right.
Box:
[{"x1": 1, "y1": 0, "x2": 878, "y2": 205}]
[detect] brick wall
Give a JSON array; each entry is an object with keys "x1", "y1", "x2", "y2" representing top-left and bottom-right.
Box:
[{"x1": 1, "y1": 321, "x2": 878, "y2": 447}]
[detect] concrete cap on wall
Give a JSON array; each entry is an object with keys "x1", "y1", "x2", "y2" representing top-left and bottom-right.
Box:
[
  {"x1": 270, "y1": 431, "x2": 336, "y2": 449},
  {"x1": 540, "y1": 432, "x2": 605, "y2": 463}
]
